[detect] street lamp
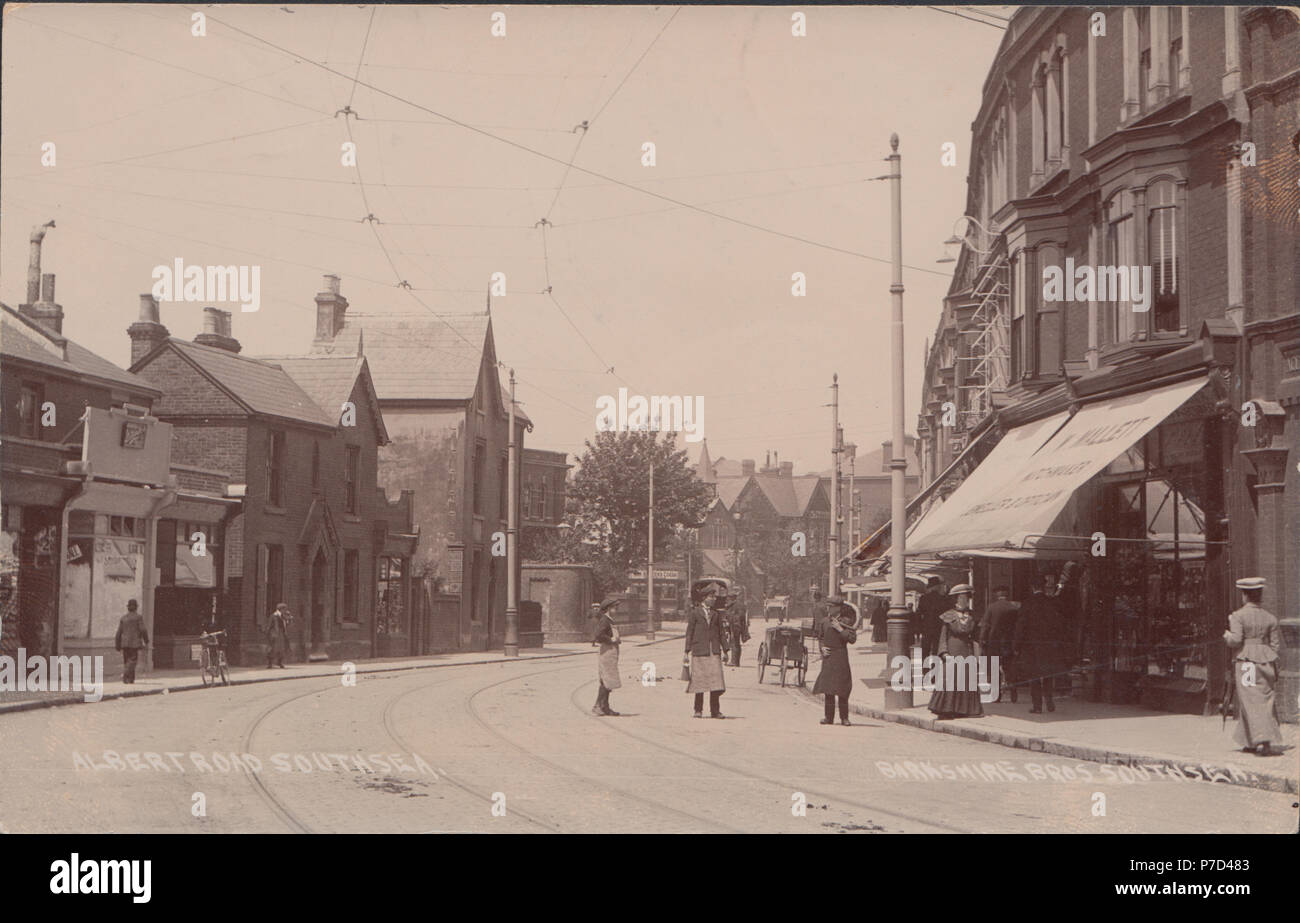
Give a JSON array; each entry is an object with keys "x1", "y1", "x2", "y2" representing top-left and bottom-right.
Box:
[
  {"x1": 936, "y1": 214, "x2": 995, "y2": 263},
  {"x1": 731, "y1": 510, "x2": 742, "y2": 588}
]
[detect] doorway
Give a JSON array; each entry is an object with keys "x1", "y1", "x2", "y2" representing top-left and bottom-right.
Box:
[{"x1": 309, "y1": 548, "x2": 329, "y2": 660}]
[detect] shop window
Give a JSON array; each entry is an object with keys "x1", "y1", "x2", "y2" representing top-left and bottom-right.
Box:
[
  {"x1": 342, "y1": 550, "x2": 359, "y2": 623},
  {"x1": 345, "y1": 445, "x2": 359, "y2": 513},
  {"x1": 267, "y1": 430, "x2": 286, "y2": 507},
  {"x1": 1147, "y1": 180, "x2": 1182, "y2": 333},
  {"x1": 376, "y1": 556, "x2": 405, "y2": 636},
  {"x1": 18, "y1": 382, "x2": 43, "y2": 438}
]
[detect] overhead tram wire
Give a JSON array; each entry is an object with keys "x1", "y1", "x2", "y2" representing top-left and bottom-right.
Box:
[
  {"x1": 184, "y1": 6, "x2": 954, "y2": 279},
  {"x1": 930, "y1": 7, "x2": 1008, "y2": 30}
]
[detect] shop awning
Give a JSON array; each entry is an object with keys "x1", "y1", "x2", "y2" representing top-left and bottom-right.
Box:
[
  {"x1": 908, "y1": 378, "x2": 1207, "y2": 554},
  {"x1": 902, "y1": 411, "x2": 1071, "y2": 554}
]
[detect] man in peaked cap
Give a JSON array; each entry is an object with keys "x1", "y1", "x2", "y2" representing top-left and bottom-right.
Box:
[{"x1": 1223, "y1": 577, "x2": 1282, "y2": 755}]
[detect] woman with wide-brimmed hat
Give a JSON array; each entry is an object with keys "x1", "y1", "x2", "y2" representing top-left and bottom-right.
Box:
[
  {"x1": 590, "y1": 597, "x2": 623, "y2": 716},
  {"x1": 1224, "y1": 577, "x2": 1282, "y2": 756},
  {"x1": 928, "y1": 584, "x2": 984, "y2": 719},
  {"x1": 684, "y1": 579, "x2": 727, "y2": 718}
]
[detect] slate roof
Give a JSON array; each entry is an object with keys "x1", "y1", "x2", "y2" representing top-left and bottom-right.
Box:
[
  {"x1": 311, "y1": 312, "x2": 488, "y2": 401},
  {"x1": 713, "y1": 473, "x2": 824, "y2": 518},
  {"x1": 166, "y1": 339, "x2": 334, "y2": 427},
  {"x1": 261, "y1": 355, "x2": 389, "y2": 444},
  {"x1": 1, "y1": 303, "x2": 160, "y2": 395}
]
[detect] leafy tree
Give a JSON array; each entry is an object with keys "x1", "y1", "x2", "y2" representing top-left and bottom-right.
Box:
[{"x1": 531, "y1": 431, "x2": 712, "y2": 595}]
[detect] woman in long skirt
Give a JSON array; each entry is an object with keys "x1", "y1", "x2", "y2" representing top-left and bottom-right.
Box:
[
  {"x1": 1224, "y1": 577, "x2": 1282, "y2": 756},
  {"x1": 266, "y1": 602, "x2": 290, "y2": 669},
  {"x1": 684, "y1": 580, "x2": 727, "y2": 718},
  {"x1": 928, "y1": 584, "x2": 984, "y2": 719},
  {"x1": 590, "y1": 598, "x2": 622, "y2": 716},
  {"x1": 813, "y1": 598, "x2": 857, "y2": 725}
]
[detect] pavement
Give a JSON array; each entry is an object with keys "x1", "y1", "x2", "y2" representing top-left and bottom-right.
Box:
[
  {"x1": 789, "y1": 636, "x2": 1299, "y2": 795},
  {"x1": 0, "y1": 644, "x2": 597, "y2": 713},
  {"x1": 6, "y1": 625, "x2": 1295, "y2": 797}
]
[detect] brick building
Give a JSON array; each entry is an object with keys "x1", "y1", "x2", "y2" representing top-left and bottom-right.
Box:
[
  {"x1": 129, "y1": 299, "x2": 417, "y2": 666},
  {"x1": 519, "y1": 447, "x2": 570, "y2": 558},
  {"x1": 308, "y1": 277, "x2": 529, "y2": 652},
  {"x1": 854, "y1": 6, "x2": 1298, "y2": 716},
  {"x1": 1, "y1": 231, "x2": 233, "y2": 678}
]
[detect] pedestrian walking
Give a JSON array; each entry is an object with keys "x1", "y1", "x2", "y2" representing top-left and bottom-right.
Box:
[
  {"x1": 1013, "y1": 575, "x2": 1067, "y2": 714},
  {"x1": 266, "y1": 602, "x2": 290, "y2": 669},
  {"x1": 978, "y1": 585, "x2": 1020, "y2": 703},
  {"x1": 1223, "y1": 577, "x2": 1282, "y2": 756},
  {"x1": 916, "y1": 576, "x2": 947, "y2": 662},
  {"x1": 591, "y1": 598, "x2": 622, "y2": 716},
  {"x1": 684, "y1": 579, "x2": 727, "y2": 718},
  {"x1": 724, "y1": 585, "x2": 750, "y2": 666},
  {"x1": 114, "y1": 599, "x2": 148, "y2": 684},
  {"x1": 927, "y1": 584, "x2": 984, "y2": 719},
  {"x1": 869, "y1": 595, "x2": 887, "y2": 643},
  {"x1": 813, "y1": 596, "x2": 857, "y2": 725}
]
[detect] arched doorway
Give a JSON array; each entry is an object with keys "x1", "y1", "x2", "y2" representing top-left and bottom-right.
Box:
[{"x1": 309, "y1": 548, "x2": 329, "y2": 660}]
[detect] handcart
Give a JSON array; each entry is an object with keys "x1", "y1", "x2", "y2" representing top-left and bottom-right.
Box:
[{"x1": 756, "y1": 624, "x2": 808, "y2": 687}]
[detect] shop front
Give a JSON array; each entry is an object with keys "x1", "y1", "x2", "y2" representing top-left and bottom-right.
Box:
[{"x1": 902, "y1": 376, "x2": 1231, "y2": 714}]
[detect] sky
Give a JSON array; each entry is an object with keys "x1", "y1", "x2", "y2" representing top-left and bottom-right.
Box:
[{"x1": 1, "y1": 3, "x2": 1011, "y2": 471}]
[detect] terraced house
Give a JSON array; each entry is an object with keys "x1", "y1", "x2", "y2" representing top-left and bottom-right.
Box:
[
  {"x1": 852, "y1": 6, "x2": 1299, "y2": 718},
  {"x1": 129, "y1": 299, "x2": 417, "y2": 666}
]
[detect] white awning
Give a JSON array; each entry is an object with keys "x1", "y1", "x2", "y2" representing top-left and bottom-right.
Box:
[
  {"x1": 909, "y1": 378, "x2": 1207, "y2": 554},
  {"x1": 903, "y1": 411, "x2": 1070, "y2": 554}
]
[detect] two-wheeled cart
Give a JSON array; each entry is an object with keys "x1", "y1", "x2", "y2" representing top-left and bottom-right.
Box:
[{"x1": 756, "y1": 625, "x2": 808, "y2": 687}]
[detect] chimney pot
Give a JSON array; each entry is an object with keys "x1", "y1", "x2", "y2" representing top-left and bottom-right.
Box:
[
  {"x1": 315, "y1": 276, "x2": 349, "y2": 343},
  {"x1": 138, "y1": 294, "x2": 160, "y2": 323},
  {"x1": 202, "y1": 306, "x2": 221, "y2": 335}
]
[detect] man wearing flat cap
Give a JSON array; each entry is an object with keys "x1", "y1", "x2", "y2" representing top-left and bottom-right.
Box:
[
  {"x1": 1223, "y1": 577, "x2": 1281, "y2": 756},
  {"x1": 591, "y1": 597, "x2": 623, "y2": 716}
]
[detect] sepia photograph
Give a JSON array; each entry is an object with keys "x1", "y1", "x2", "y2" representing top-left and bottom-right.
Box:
[{"x1": 0, "y1": 0, "x2": 1296, "y2": 889}]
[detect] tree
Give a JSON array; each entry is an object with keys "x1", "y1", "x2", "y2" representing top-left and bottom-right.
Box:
[{"x1": 534, "y1": 431, "x2": 713, "y2": 595}]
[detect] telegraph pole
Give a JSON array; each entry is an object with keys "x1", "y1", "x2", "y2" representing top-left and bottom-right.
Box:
[
  {"x1": 504, "y1": 369, "x2": 519, "y2": 658},
  {"x1": 647, "y1": 453, "x2": 655, "y2": 640},
  {"x1": 828, "y1": 375, "x2": 840, "y2": 597},
  {"x1": 885, "y1": 134, "x2": 912, "y2": 708}
]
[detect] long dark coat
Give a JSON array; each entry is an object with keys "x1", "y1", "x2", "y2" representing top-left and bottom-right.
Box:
[
  {"x1": 114, "y1": 611, "x2": 148, "y2": 650},
  {"x1": 266, "y1": 610, "x2": 290, "y2": 661},
  {"x1": 1013, "y1": 592, "x2": 1067, "y2": 679},
  {"x1": 812, "y1": 622, "x2": 857, "y2": 697}
]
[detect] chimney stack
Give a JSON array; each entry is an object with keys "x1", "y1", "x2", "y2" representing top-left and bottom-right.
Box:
[
  {"x1": 21, "y1": 222, "x2": 65, "y2": 335},
  {"x1": 741, "y1": 459, "x2": 756, "y2": 476},
  {"x1": 128, "y1": 294, "x2": 171, "y2": 366},
  {"x1": 314, "y1": 274, "x2": 349, "y2": 344},
  {"x1": 780, "y1": 461, "x2": 793, "y2": 477},
  {"x1": 194, "y1": 306, "x2": 241, "y2": 353}
]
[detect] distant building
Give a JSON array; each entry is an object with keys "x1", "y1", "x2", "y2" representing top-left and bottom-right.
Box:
[{"x1": 520, "y1": 447, "x2": 569, "y2": 558}]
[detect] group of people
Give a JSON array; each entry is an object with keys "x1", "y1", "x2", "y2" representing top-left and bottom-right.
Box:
[{"x1": 912, "y1": 573, "x2": 1075, "y2": 719}]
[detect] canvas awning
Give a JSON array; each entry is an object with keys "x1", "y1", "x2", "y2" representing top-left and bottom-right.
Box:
[
  {"x1": 908, "y1": 378, "x2": 1207, "y2": 555},
  {"x1": 902, "y1": 411, "x2": 1071, "y2": 554}
]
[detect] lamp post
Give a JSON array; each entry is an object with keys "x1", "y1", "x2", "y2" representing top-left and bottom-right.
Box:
[
  {"x1": 828, "y1": 375, "x2": 840, "y2": 598},
  {"x1": 504, "y1": 369, "x2": 519, "y2": 658},
  {"x1": 647, "y1": 453, "x2": 655, "y2": 640},
  {"x1": 844, "y1": 441, "x2": 857, "y2": 573},
  {"x1": 731, "y1": 510, "x2": 742, "y2": 589},
  {"x1": 885, "y1": 134, "x2": 912, "y2": 710}
]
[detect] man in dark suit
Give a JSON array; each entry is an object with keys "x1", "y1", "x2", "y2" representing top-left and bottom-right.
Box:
[
  {"x1": 114, "y1": 599, "x2": 149, "y2": 684},
  {"x1": 979, "y1": 585, "x2": 1020, "y2": 703},
  {"x1": 1013, "y1": 575, "x2": 1067, "y2": 714},
  {"x1": 916, "y1": 577, "x2": 947, "y2": 662}
]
